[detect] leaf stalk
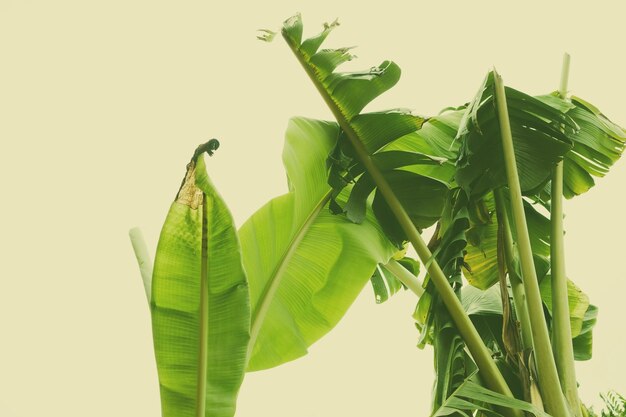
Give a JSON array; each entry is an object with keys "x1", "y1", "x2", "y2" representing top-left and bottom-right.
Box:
[
  {"x1": 493, "y1": 69, "x2": 572, "y2": 417},
  {"x1": 384, "y1": 259, "x2": 424, "y2": 297},
  {"x1": 552, "y1": 53, "x2": 582, "y2": 417},
  {"x1": 284, "y1": 36, "x2": 521, "y2": 416},
  {"x1": 493, "y1": 188, "x2": 533, "y2": 351}
]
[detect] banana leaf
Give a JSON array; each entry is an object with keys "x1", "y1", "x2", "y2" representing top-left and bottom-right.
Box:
[
  {"x1": 536, "y1": 94, "x2": 626, "y2": 198},
  {"x1": 455, "y1": 72, "x2": 575, "y2": 199},
  {"x1": 150, "y1": 143, "x2": 250, "y2": 417},
  {"x1": 279, "y1": 14, "x2": 452, "y2": 247},
  {"x1": 240, "y1": 117, "x2": 397, "y2": 371}
]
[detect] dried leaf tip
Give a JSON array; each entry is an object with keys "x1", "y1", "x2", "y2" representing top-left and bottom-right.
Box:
[{"x1": 192, "y1": 139, "x2": 220, "y2": 162}]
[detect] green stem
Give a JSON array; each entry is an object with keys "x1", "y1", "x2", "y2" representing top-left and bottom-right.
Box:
[
  {"x1": 129, "y1": 227, "x2": 153, "y2": 303},
  {"x1": 384, "y1": 259, "x2": 424, "y2": 297},
  {"x1": 493, "y1": 69, "x2": 572, "y2": 417},
  {"x1": 285, "y1": 38, "x2": 521, "y2": 417},
  {"x1": 493, "y1": 189, "x2": 533, "y2": 351},
  {"x1": 552, "y1": 53, "x2": 582, "y2": 417}
]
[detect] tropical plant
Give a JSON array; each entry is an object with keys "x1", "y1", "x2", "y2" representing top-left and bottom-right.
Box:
[{"x1": 130, "y1": 14, "x2": 626, "y2": 417}]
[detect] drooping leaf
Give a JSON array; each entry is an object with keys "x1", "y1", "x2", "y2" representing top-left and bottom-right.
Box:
[
  {"x1": 455, "y1": 72, "x2": 575, "y2": 199},
  {"x1": 431, "y1": 311, "x2": 477, "y2": 415},
  {"x1": 150, "y1": 146, "x2": 250, "y2": 417},
  {"x1": 536, "y1": 93, "x2": 626, "y2": 198},
  {"x1": 572, "y1": 304, "x2": 598, "y2": 361},
  {"x1": 239, "y1": 117, "x2": 397, "y2": 371},
  {"x1": 432, "y1": 376, "x2": 552, "y2": 417},
  {"x1": 540, "y1": 275, "x2": 590, "y2": 337},
  {"x1": 464, "y1": 193, "x2": 500, "y2": 290},
  {"x1": 415, "y1": 189, "x2": 469, "y2": 346}
]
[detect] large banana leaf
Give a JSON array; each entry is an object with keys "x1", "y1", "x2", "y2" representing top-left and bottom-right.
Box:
[
  {"x1": 279, "y1": 14, "x2": 451, "y2": 246},
  {"x1": 240, "y1": 117, "x2": 397, "y2": 371},
  {"x1": 536, "y1": 94, "x2": 626, "y2": 198},
  {"x1": 456, "y1": 72, "x2": 575, "y2": 199},
  {"x1": 150, "y1": 144, "x2": 250, "y2": 417}
]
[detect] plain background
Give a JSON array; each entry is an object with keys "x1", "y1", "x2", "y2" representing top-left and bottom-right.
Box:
[{"x1": 1, "y1": 1, "x2": 626, "y2": 416}]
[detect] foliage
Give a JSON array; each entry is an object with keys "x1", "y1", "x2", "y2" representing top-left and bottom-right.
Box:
[
  {"x1": 588, "y1": 391, "x2": 626, "y2": 417},
  {"x1": 149, "y1": 144, "x2": 250, "y2": 417},
  {"x1": 130, "y1": 13, "x2": 626, "y2": 417}
]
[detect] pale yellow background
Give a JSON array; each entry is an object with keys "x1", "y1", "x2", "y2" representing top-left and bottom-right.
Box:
[{"x1": 1, "y1": 1, "x2": 626, "y2": 416}]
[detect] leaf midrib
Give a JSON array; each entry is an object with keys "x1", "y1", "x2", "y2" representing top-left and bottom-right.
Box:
[
  {"x1": 247, "y1": 188, "x2": 333, "y2": 356},
  {"x1": 196, "y1": 192, "x2": 209, "y2": 417}
]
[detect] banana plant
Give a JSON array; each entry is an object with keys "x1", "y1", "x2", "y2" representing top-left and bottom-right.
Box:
[
  {"x1": 134, "y1": 142, "x2": 251, "y2": 417},
  {"x1": 278, "y1": 17, "x2": 521, "y2": 411},
  {"x1": 130, "y1": 120, "x2": 405, "y2": 415},
  {"x1": 274, "y1": 13, "x2": 625, "y2": 417},
  {"x1": 130, "y1": 13, "x2": 626, "y2": 417}
]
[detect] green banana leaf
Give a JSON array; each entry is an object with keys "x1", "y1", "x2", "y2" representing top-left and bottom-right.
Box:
[
  {"x1": 150, "y1": 145, "x2": 250, "y2": 417},
  {"x1": 279, "y1": 14, "x2": 451, "y2": 247},
  {"x1": 539, "y1": 275, "x2": 590, "y2": 337},
  {"x1": 431, "y1": 311, "x2": 476, "y2": 416},
  {"x1": 463, "y1": 191, "x2": 551, "y2": 290},
  {"x1": 536, "y1": 93, "x2": 626, "y2": 198},
  {"x1": 432, "y1": 375, "x2": 552, "y2": 417},
  {"x1": 240, "y1": 117, "x2": 397, "y2": 371},
  {"x1": 414, "y1": 189, "x2": 469, "y2": 345},
  {"x1": 460, "y1": 285, "x2": 502, "y2": 317},
  {"x1": 456, "y1": 72, "x2": 575, "y2": 199},
  {"x1": 572, "y1": 304, "x2": 597, "y2": 361}
]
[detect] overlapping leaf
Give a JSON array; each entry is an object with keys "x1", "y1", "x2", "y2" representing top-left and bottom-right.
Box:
[
  {"x1": 463, "y1": 191, "x2": 551, "y2": 290},
  {"x1": 281, "y1": 14, "x2": 451, "y2": 246},
  {"x1": 572, "y1": 304, "x2": 597, "y2": 361},
  {"x1": 431, "y1": 311, "x2": 476, "y2": 416},
  {"x1": 540, "y1": 275, "x2": 590, "y2": 338},
  {"x1": 537, "y1": 94, "x2": 626, "y2": 198},
  {"x1": 239, "y1": 117, "x2": 397, "y2": 371},
  {"x1": 414, "y1": 189, "x2": 469, "y2": 346},
  {"x1": 456, "y1": 72, "x2": 575, "y2": 199}
]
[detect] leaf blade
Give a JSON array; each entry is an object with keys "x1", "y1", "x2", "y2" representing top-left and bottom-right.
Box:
[{"x1": 150, "y1": 153, "x2": 250, "y2": 417}]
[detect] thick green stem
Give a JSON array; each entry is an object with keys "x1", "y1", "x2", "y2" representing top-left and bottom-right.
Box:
[
  {"x1": 285, "y1": 38, "x2": 521, "y2": 417},
  {"x1": 129, "y1": 227, "x2": 153, "y2": 303},
  {"x1": 384, "y1": 259, "x2": 424, "y2": 297},
  {"x1": 493, "y1": 189, "x2": 533, "y2": 351},
  {"x1": 493, "y1": 69, "x2": 572, "y2": 417},
  {"x1": 552, "y1": 53, "x2": 582, "y2": 417},
  {"x1": 349, "y1": 139, "x2": 520, "y2": 417}
]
